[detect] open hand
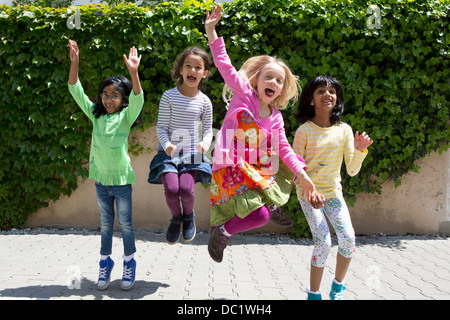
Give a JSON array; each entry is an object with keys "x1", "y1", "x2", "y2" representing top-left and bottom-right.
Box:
[
  {"x1": 354, "y1": 131, "x2": 373, "y2": 152},
  {"x1": 68, "y1": 39, "x2": 79, "y2": 63},
  {"x1": 123, "y1": 46, "x2": 141, "y2": 74},
  {"x1": 205, "y1": 4, "x2": 222, "y2": 32}
]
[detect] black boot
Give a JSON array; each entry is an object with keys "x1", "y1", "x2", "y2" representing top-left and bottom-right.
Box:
[
  {"x1": 166, "y1": 214, "x2": 183, "y2": 244},
  {"x1": 182, "y1": 211, "x2": 196, "y2": 242}
]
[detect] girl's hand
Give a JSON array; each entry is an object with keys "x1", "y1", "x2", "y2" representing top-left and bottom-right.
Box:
[
  {"x1": 206, "y1": 4, "x2": 222, "y2": 30},
  {"x1": 354, "y1": 131, "x2": 373, "y2": 152},
  {"x1": 205, "y1": 4, "x2": 222, "y2": 42},
  {"x1": 310, "y1": 190, "x2": 325, "y2": 209},
  {"x1": 165, "y1": 144, "x2": 177, "y2": 157},
  {"x1": 68, "y1": 39, "x2": 79, "y2": 63},
  {"x1": 68, "y1": 39, "x2": 79, "y2": 85},
  {"x1": 196, "y1": 142, "x2": 209, "y2": 154},
  {"x1": 296, "y1": 170, "x2": 323, "y2": 205},
  {"x1": 123, "y1": 46, "x2": 141, "y2": 74}
]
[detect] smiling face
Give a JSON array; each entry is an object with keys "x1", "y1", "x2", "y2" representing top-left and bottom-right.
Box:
[
  {"x1": 310, "y1": 84, "x2": 337, "y2": 113},
  {"x1": 101, "y1": 84, "x2": 122, "y2": 114},
  {"x1": 255, "y1": 62, "x2": 286, "y2": 106},
  {"x1": 179, "y1": 54, "x2": 209, "y2": 95}
]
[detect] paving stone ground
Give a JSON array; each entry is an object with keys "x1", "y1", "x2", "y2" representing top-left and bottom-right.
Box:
[{"x1": 0, "y1": 229, "x2": 449, "y2": 301}]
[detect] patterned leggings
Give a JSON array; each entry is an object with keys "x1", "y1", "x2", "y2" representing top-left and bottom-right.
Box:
[{"x1": 299, "y1": 196, "x2": 356, "y2": 268}]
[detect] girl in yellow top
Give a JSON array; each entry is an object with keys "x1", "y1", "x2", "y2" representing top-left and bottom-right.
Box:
[{"x1": 293, "y1": 75, "x2": 373, "y2": 300}]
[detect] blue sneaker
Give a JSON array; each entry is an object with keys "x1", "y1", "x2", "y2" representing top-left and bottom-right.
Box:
[
  {"x1": 182, "y1": 211, "x2": 196, "y2": 242},
  {"x1": 306, "y1": 287, "x2": 322, "y2": 300},
  {"x1": 97, "y1": 257, "x2": 114, "y2": 290},
  {"x1": 329, "y1": 278, "x2": 346, "y2": 300},
  {"x1": 121, "y1": 258, "x2": 136, "y2": 290}
]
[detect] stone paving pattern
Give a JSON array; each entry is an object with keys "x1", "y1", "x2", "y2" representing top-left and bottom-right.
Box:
[{"x1": 0, "y1": 229, "x2": 449, "y2": 300}]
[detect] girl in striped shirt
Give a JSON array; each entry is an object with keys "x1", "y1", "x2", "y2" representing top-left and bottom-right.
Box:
[
  {"x1": 148, "y1": 46, "x2": 213, "y2": 245},
  {"x1": 293, "y1": 75, "x2": 373, "y2": 300}
]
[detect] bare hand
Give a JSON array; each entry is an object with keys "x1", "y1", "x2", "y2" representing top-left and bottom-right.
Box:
[
  {"x1": 205, "y1": 4, "x2": 222, "y2": 32},
  {"x1": 354, "y1": 131, "x2": 373, "y2": 152},
  {"x1": 310, "y1": 190, "x2": 325, "y2": 209},
  {"x1": 68, "y1": 39, "x2": 79, "y2": 63},
  {"x1": 123, "y1": 46, "x2": 141, "y2": 74},
  {"x1": 196, "y1": 142, "x2": 209, "y2": 154},
  {"x1": 165, "y1": 144, "x2": 177, "y2": 157},
  {"x1": 297, "y1": 170, "x2": 316, "y2": 202}
]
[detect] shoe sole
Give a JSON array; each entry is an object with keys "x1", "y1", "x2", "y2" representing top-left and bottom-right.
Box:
[{"x1": 166, "y1": 232, "x2": 181, "y2": 245}]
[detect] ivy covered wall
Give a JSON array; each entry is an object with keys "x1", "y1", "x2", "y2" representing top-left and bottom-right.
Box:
[{"x1": 0, "y1": 0, "x2": 448, "y2": 233}]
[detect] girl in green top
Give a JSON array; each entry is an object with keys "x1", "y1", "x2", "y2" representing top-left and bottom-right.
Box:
[{"x1": 68, "y1": 39, "x2": 144, "y2": 291}]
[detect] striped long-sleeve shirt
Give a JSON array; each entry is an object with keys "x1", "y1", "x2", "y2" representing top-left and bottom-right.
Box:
[
  {"x1": 293, "y1": 120, "x2": 368, "y2": 199},
  {"x1": 156, "y1": 87, "x2": 213, "y2": 153}
]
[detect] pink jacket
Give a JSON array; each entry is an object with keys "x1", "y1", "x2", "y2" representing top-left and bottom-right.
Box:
[{"x1": 210, "y1": 37, "x2": 306, "y2": 175}]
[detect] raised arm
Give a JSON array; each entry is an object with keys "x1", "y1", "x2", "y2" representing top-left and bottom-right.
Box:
[
  {"x1": 205, "y1": 5, "x2": 252, "y2": 100},
  {"x1": 205, "y1": 4, "x2": 222, "y2": 43},
  {"x1": 68, "y1": 39, "x2": 79, "y2": 85},
  {"x1": 123, "y1": 46, "x2": 142, "y2": 95}
]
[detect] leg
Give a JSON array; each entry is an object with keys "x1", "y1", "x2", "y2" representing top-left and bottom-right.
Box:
[
  {"x1": 179, "y1": 171, "x2": 198, "y2": 242},
  {"x1": 208, "y1": 205, "x2": 271, "y2": 263},
  {"x1": 114, "y1": 184, "x2": 136, "y2": 256},
  {"x1": 95, "y1": 182, "x2": 115, "y2": 256},
  {"x1": 223, "y1": 205, "x2": 271, "y2": 235},
  {"x1": 161, "y1": 172, "x2": 182, "y2": 217},
  {"x1": 323, "y1": 197, "x2": 355, "y2": 284},
  {"x1": 113, "y1": 184, "x2": 137, "y2": 290},
  {"x1": 161, "y1": 172, "x2": 184, "y2": 244},
  {"x1": 299, "y1": 198, "x2": 332, "y2": 293},
  {"x1": 178, "y1": 171, "x2": 197, "y2": 214},
  {"x1": 95, "y1": 181, "x2": 115, "y2": 290}
]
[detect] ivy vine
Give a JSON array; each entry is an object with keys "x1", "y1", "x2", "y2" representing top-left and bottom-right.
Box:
[{"x1": 0, "y1": 0, "x2": 448, "y2": 233}]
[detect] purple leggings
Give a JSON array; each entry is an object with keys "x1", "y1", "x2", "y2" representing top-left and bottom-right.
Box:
[
  {"x1": 161, "y1": 171, "x2": 197, "y2": 217},
  {"x1": 223, "y1": 205, "x2": 271, "y2": 235}
]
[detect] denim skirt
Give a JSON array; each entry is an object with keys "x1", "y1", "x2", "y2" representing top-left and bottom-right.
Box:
[{"x1": 147, "y1": 151, "x2": 212, "y2": 185}]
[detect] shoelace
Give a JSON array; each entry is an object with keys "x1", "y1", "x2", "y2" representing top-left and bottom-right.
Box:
[
  {"x1": 330, "y1": 286, "x2": 346, "y2": 300},
  {"x1": 122, "y1": 265, "x2": 134, "y2": 280},
  {"x1": 99, "y1": 266, "x2": 109, "y2": 280}
]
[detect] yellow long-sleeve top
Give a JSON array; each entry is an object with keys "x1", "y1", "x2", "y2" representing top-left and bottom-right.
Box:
[{"x1": 293, "y1": 121, "x2": 368, "y2": 199}]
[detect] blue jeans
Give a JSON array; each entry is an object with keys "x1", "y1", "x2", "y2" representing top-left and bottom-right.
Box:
[{"x1": 95, "y1": 181, "x2": 136, "y2": 256}]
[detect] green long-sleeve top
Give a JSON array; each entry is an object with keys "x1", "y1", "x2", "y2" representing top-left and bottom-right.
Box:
[{"x1": 68, "y1": 80, "x2": 144, "y2": 185}]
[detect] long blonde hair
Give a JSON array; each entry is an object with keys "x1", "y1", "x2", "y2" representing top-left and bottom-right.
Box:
[{"x1": 222, "y1": 55, "x2": 300, "y2": 110}]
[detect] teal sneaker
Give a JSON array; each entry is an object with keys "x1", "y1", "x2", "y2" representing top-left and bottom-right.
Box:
[
  {"x1": 329, "y1": 279, "x2": 346, "y2": 300},
  {"x1": 120, "y1": 258, "x2": 136, "y2": 290},
  {"x1": 97, "y1": 257, "x2": 114, "y2": 290},
  {"x1": 306, "y1": 287, "x2": 322, "y2": 300}
]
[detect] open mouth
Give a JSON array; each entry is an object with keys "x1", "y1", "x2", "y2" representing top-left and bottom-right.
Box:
[
  {"x1": 105, "y1": 104, "x2": 116, "y2": 112},
  {"x1": 187, "y1": 75, "x2": 197, "y2": 83},
  {"x1": 265, "y1": 88, "x2": 275, "y2": 97}
]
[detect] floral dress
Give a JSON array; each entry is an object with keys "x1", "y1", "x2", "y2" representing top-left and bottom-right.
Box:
[{"x1": 210, "y1": 110, "x2": 295, "y2": 226}]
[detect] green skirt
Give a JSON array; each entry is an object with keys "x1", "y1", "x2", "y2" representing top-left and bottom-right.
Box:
[{"x1": 210, "y1": 161, "x2": 295, "y2": 226}]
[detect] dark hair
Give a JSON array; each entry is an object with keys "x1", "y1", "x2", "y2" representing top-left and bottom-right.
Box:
[
  {"x1": 171, "y1": 46, "x2": 212, "y2": 90},
  {"x1": 294, "y1": 75, "x2": 344, "y2": 125},
  {"x1": 93, "y1": 76, "x2": 142, "y2": 127}
]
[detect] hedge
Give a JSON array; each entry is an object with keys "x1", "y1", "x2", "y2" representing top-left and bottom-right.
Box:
[{"x1": 0, "y1": 0, "x2": 448, "y2": 234}]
